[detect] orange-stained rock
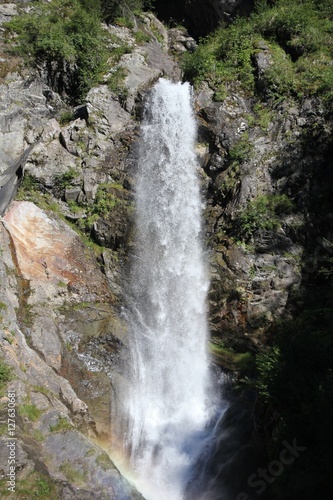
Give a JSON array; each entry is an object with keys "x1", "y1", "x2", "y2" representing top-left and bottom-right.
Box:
[{"x1": 2, "y1": 200, "x2": 110, "y2": 301}]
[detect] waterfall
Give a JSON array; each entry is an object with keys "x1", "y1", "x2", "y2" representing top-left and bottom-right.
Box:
[{"x1": 124, "y1": 78, "x2": 217, "y2": 499}]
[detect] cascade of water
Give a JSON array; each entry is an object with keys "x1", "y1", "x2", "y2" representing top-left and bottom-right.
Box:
[{"x1": 124, "y1": 78, "x2": 219, "y2": 499}]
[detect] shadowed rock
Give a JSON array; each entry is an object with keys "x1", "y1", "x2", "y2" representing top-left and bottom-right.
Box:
[{"x1": 0, "y1": 143, "x2": 36, "y2": 215}]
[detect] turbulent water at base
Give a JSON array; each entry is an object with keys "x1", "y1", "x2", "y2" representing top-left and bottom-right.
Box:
[{"x1": 124, "y1": 79, "x2": 220, "y2": 500}]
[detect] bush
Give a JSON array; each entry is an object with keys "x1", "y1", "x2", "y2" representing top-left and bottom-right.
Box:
[
  {"x1": 256, "y1": 346, "x2": 281, "y2": 402},
  {"x1": 253, "y1": 0, "x2": 332, "y2": 59},
  {"x1": 36, "y1": 478, "x2": 52, "y2": 496},
  {"x1": 107, "y1": 67, "x2": 129, "y2": 103},
  {"x1": 0, "y1": 360, "x2": 13, "y2": 391},
  {"x1": 50, "y1": 415, "x2": 73, "y2": 432},
  {"x1": 228, "y1": 133, "x2": 254, "y2": 164},
  {"x1": 19, "y1": 403, "x2": 43, "y2": 422},
  {"x1": 233, "y1": 194, "x2": 293, "y2": 241},
  {"x1": 108, "y1": 35, "x2": 132, "y2": 64},
  {"x1": 134, "y1": 30, "x2": 151, "y2": 44},
  {"x1": 210, "y1": 338, "x2": 255, "y2": 375},
  {"x1": 182, "y1": 0, "x2": 333, "y2": 102},
  {"x1": 6, "y1": 0, "x2": 108, "y2": 102},
  {"x1": 183, "y1": 21, "x2": 259, "y2": 94},
  {"x1": 53, "y1": 168, "x2": 79, "y2": 191},
  {"x1": 59, "y1": 110, "x2": 75, "y2": 125}
]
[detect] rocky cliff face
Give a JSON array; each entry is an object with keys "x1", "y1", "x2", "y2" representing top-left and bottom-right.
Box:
[
  {"x1": 1, "y1": 3, "x2": 332, "y2": 499},
  {"x1": 190, "y1": 83, "x2": 333, "y2": 500},
  {"x1": 0, "y1": 201, "x2": 141, "y2": 498}
]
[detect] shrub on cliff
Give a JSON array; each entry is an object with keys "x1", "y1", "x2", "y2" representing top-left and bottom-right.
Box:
[
  {"x1": 183, "y1": 0, "x2": 333, "y2": 102},
  {"x1": 232, "y1": 194, "x2": 293, "y2": 242},
  {"x1": 0, "y1": 358, "x2": 13, "y2": 392},
  {"x1": 6, "y1": 0, "x2": 108, "y2": 102}
]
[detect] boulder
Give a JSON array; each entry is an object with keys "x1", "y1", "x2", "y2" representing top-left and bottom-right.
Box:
[
  {"x1": 86, "y1": 85, "x2": 132, "y2": 135},
  {"x1": 0, "y1": 3, "x2": 17, "y2": 26},
  {"x1": 120, "y1": 51, "x2": 162, "y2": 112}
]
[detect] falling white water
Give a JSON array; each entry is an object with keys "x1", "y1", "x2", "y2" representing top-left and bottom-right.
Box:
[{"x1": 125, "y1": 78, "x2": 215, "y2": 500}]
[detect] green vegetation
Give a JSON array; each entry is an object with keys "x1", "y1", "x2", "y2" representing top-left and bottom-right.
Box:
[
  {"x1": 150, "y1": 24, "x2": 165, "y2": 45},
  {"x1": 4, "y1": 0, "x2": 155, "y2": 100},
  {"x1": 232, "y1": 193, "x2": 293, "y2": 241},
  {"x1": 96, "y1": 452, "x2": 113, "y2": 471},
  {"x1": 58, "y1": 301, "x2": 94, "y2": 314},
  {"x1": 108, "y1": 36, "x2": 132, "y2": 65},
  {"x1": 18, "y1": 172, "x2": 130, "y2": 255},
  {"x1": 59, "y1": 461, "x2": 86, "y2": 486},
  {"x1": 19, "y1": 403, "x2": 43, "y2": 422},
  {"x1": 17, "y1": 173, "x2": 41, "y2": 196},
  {"x1": 5, "y1": 0, "x2": 108, "y2": 102},
  {"x1": 53, "y1": 168, "x2": 79, "y2": 191},
  {"x1": 59, "y1": 110, "x2": 75, "y2": 126},
  {"x1": 31, "y1": 429, "x2": 45, "y2": 442},
  {"x1": 17, "y1": 174, "x2": 63, "y2": 215},
  {"x1": 33, "y1": 385, "x2": 51, "y2": 396},
  {"x1": 134, "y1": 29, "x2": 151, "y2": 44},
  {"x1": 0, "y1": 423, "x2": 7, "y2": 436},
  {"x1": 252, "y1": 102, "x2": 273, "y2": 131},
  {"x1": 0, "y1": 302, "x2": 6, "y2": 324},
  {"x1": 107, "y1": 67, "x2": 129, "y2": 103},
  {"x1": 85, "y1": 448, "x2": 96, "y2": 458},
  {"x1": 57, "y1": 281, "x2": 67, "y2": 288},
  {"x1": 69, "y1": 182, "x2": 132, "y2": 236},
  {"x1": 0, "y1": 472, "x2": 56, "y2": 498},
  {"x1": 209, "y1": 339, "x2": 255, "y2": 375},
  {"x1": 0, "y1": 359, "x2": 13, "y2": 392},
  {"x1": 35, "y1": 478, "x2": 54, "y2": 497},
  {"x1": 65, "y1": 217, "x2": 105, "y2": 256},
  {"x1": 89, "y1": 183, "x2": 126, "y2": 216},
  {"x1": 182, "y1": 16, "x2": 261, "y2": 97},
  {"x1": 50, "y1": 415, "x2": 73, "y2": 432},
  {"x1": 114, "y1": 16, "x2": 135, "y2": 29},
  {"x1": 228, "y1": 133, "x2": 253, "y2": 164},
  {"x1": 256, "y1": 345, "x2": 281, "y2": 402},
  {"x1": 0, "y1": 55, "x2": 22, "y2": 83},
  {"x1": 3, "y1": 329, "x2": 16, "y2": 345},
  {"x1": 219, "y1": 162, "x2": 240, "y2": 196},
  {"x1": 20, "y1": 303, "x2": 36, "y2": 328},
  {"x1": 182, "y1": 0, "x2": 333, "y2": 102}
]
